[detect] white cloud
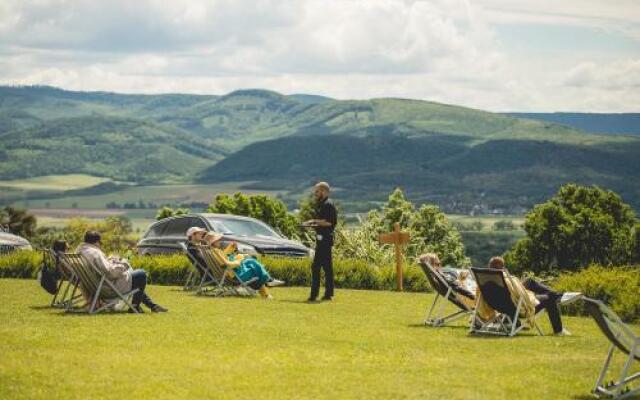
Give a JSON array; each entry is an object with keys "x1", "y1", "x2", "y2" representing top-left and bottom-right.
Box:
[{"x1": 0, "y1": 0, "x2": 638, "y2": 112}]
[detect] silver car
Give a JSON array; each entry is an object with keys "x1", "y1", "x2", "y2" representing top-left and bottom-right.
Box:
[{"x1": 0, "y1": 226, "x2": 33, "y2": 254}]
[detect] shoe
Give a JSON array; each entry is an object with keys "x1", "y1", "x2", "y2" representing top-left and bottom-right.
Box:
[
  {"x1": 128, "y1": 305, "x2": 144, "y2": 313},
  {"x1": 554, "y1": 328, "x2": 571, "y2": 336},
  {"x1": 559, "y1": 292, "x2": 582, "y2": 305},
  {"x1": 151, "y1": 304, "x2": 168, "y2": 313},
  {"x1": 321, "y1": 296, "x2": 332, "y2": 301},
  {"x1": 306, "y1": 297, "x2": 318, "y2": 302},
  {"x1": 264, "y1": 294, "x2": 274, "y2": 300},
  {"x1": 266, "y1": 279, "x2": 285, "y2": 287}
]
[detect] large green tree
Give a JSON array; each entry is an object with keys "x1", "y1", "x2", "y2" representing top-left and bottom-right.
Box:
[{"x1": 505, "y1": 184, "x2": 637, "y2": 273}]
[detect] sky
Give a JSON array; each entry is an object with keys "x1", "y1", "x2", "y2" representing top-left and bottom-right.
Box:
[{"x1": 0, "y1": 0, "x2": 638, "y2": 112}]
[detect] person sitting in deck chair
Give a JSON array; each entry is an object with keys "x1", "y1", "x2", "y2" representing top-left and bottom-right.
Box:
[
  {"x1": 77, "y1": 231, "x2": 168, "y2": 313},
  {"x1": 419, "y1": 253, "x2": 476, "y2": 309},
  {"x1": 186, "y1": 227, "x2": 284, "y2": 299},
  {"x1": 481, "y1": 256, "x2": 577, "y2": 336}
]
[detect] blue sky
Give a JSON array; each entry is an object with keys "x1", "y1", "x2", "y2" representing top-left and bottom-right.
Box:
[{"x1": 0, "y1": 0, "x2": 638, "y2": 112}]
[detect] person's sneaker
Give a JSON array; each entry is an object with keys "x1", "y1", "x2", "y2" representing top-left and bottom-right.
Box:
[
  {"x1": 554, "y1": 328, "x2": 572, "y2": 336},
  {"x1": 264, "y1": 294, "x2": 274, "y2": 300},
  {"x1": 306, "y1": 297, "x2": 318, "y2": 302},
  {"x1": 151, "y1": 304, "x2": 168, "y2": 313},
  {"x1": 266, "y1": 279, "x2": 285, "y2": 287},
  {"x1": 321, "y1": 296, "x2": 333, "y2": 301},
  {"x1": 559, "y1": 292, "x2": 582, "y2": 305},
  {"x1": 128, "y1": 305, "x2": 144, "y2": 314}
]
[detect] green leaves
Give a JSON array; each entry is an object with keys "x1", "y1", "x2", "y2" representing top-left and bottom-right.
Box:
[{"x1": 506, "y1": 184, "x2": 638, "y2": 272}]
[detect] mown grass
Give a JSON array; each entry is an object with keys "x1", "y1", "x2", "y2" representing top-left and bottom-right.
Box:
[{"x1": 1, "y1": 279, "x2": 638, "y2": 399}]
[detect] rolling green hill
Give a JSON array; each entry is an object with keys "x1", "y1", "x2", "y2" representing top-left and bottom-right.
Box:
[{"x1": 1, "y1": 85, "x2": 639, "y2": 212}]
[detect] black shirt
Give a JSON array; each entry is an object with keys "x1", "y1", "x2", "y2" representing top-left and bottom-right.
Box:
[{"x1": 314, "y1": 197, "x2": 337, "y2": 243}]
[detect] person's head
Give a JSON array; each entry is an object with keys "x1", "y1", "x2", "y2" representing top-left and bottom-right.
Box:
[
  {"x1": 313, "y1": 181, "x2": 331, "y2": 202},
  {"x1": 204, "y1": 232, "x2": 224, "y2": 247},
  {"x1": 186, "y1": 227, "x2": 207, "y2": 242},
  {"x1": 84, "y1": 231, "x2": 101, "y2": 247},
  {"x1": 420, "y1": 252, "x2": 441, "y2": 268},
  {"x1": 488, "y1": 256, "x2": 505, "y2": 270},
  {"x1": 52, "y1": 240, "x2": 68, "y2": 253}
]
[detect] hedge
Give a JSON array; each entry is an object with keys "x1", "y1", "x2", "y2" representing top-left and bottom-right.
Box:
[
  {"x1": 3, "y1": 251, "x2": 638, "y2": 321},
  {"x1": 0, "y1": 250, "x2": 431, "y2": 293},
  {"x1": 553, "y1": 264, "x2": 640, "y2": 322}
]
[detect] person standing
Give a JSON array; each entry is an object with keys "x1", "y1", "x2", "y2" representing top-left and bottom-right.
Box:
[{"x1": 306, "y1": 182, "x2": 338, "y2": 302}]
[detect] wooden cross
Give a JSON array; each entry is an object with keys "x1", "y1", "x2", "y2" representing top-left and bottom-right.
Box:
[{"x1": 379, "y1": 222, "x2": 411, "y2": 291}]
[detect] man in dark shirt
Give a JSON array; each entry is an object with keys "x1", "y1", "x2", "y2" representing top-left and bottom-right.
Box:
[{"x1": 305, "y1": 181, "x2": 338, "y2": 301}]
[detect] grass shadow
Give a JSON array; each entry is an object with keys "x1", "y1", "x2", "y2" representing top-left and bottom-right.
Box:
[
  {"x1": 279, "y1": 299, "x2": 323, "y2": 305},
  {"x1": 406, "y1": 323, "x2": 470, "y2": 331}
]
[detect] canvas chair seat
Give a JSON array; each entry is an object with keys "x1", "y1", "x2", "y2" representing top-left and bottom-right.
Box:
[
  {"x1": 180, "y1": 242, "x2": 258, "y2": 297},
  {"x1": 419, "y1": 261, "x2": 473, "y2": 327},
  {"x1": 59, "y1": 253, "x2": 140, "y2": 314},
  {"x1": 470, "y1": 267, "x2": 543, "y2": 337},
  {"x1": 584, "y1": 298, "x2": 639, "y2": 399}
]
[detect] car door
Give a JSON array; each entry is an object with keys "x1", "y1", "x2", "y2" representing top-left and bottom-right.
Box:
[{"x1": 138, "y1": 220, "x2": 169, "y2": 255}]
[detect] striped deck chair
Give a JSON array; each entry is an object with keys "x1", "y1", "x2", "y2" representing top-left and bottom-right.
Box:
[
  {"x1": 60, "y1": 253, "x2": 140, "y2": 314},
  {"x1": 470, "y1": 267, "x2": 543, "y2": 337},
  {"x1": 419, "y1": 261, "x2": 474, "y2": 327},
  {"x1": 584, "y1": 298, "x2": 639, "y2": 399},
  {"x1": 179, "y1": 242, "x2": 218, "y2": 293},
  {"x1": 196, "y1": 244, "x2": 258, "y2": 297},
  {"x1": 49, "y1": 250, "x2": 83, "y2": 309}
]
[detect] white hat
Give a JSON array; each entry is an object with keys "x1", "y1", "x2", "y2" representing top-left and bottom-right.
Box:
[{"x1": 186, "y1": 226, "x2": 207, "y2": 238}]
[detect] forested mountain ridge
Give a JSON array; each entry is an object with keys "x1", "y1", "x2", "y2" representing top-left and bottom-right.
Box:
[{"x1": 1, "y1": 85, "x2": 638, "y2": 211}]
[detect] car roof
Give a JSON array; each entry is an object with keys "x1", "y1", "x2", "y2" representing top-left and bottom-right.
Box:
[{"x1": 153, "y1": 213, "x2": 261, "y2": 225}]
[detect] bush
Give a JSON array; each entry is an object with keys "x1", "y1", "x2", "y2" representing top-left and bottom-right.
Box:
[
  {"x1": 0, "y1": 250, "x2": 43, "y2": 279},
  {"x1": 553, "y1": 264, "x2": 640, "y2": 322}
]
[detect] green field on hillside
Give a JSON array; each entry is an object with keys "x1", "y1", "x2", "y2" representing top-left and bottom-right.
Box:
[
  {"x1": 1, "y1": 279, "x2": 637, "y2": 399},
  {"x1": 0, "y1": 174, "x2": 112, "y2": 191},
  {"x1": 12, "y1": 182, "x2": 285, "y2": 210}
]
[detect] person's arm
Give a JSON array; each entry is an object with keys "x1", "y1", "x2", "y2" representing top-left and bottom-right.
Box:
[{"x1": 93, "y1": 249, "x2": 128, "y2": 279}]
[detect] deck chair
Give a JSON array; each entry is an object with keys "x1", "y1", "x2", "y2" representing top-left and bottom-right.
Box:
[
  {"x1": 194, "y1": 244, "x2": 259, "y2": 297},
  {"x1": 419, "y1": 261, "x2": 474, "y2": 327},
  {"x1": 470, "y1": 267, "x2": 543, "y2": 337},
  {"x1": 60, "y1": 253, "x2": 140, "y2": 314},
  {"x1": 584, "y1": 298, "x2": 639, "y2": 399},
  {"x1": 48, "y1": 250, "x2": 83, "y2": 309},
  {"x1": 179, "y1": 242, "x2": 219, "y2": 293}
]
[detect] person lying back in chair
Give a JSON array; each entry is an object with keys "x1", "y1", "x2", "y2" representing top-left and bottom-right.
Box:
[
  {"x1": 77, "y1": 231, "x2": 168, "y2": 313},
  {"x1": 419, "y1": 253, "x2": 476, "y2": 309},
  {"x1": 480, "y1": 256, "x2": 575, "y2": 336},
  {"x1": 186, "y1": 227, "x2": 284, "y2": 299}
]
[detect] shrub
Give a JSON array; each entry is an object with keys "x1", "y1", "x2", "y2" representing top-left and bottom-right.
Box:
[
  {"x1": 553, "y1": 264, "x2": 640, "y2": 322},
  {"x1": 0, "y1": 250, "x2": 43, "y2": 279}
]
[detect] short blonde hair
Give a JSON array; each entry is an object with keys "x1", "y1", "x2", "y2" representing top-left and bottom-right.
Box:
[
  {"x1": 488, "y1": 256, "x2": 505, "y2": 269},
  {"x1": 420, "y1": 252, "x2": 441, "y2": 267},
  {"x1": 314, "y1": 181, "x2": 331, "y2": 192}
]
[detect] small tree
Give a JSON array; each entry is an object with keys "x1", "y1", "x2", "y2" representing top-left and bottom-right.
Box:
[
  {"x1": 0, "y1": 207, "x2": 37, "y2": 238},
  {"x1": 505, "y1": 184, "x2": 637, "y2": 273},
  {"x1": 155, "y1": 206, "x2": 189, "y2": 220}
]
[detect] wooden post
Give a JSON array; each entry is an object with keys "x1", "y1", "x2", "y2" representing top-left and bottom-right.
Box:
[{"x1": 379, "y1": 222, "x2": 410, "y2": 292}]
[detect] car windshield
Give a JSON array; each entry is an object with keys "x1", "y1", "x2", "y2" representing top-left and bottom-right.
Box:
[{"x1": 207, "y1": 217, "x2": 281, "y2": 238}]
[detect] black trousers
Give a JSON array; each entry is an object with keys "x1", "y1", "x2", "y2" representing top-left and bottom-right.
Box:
[
  {"x1": 310, "y1": 242, "x2": 334, "y2": 299},
  {"x1": 523, "y1": 278, "x2": 563, "y2": 333},
  {"x1": 131, "y1": 269, "x2": 157, "y2": 309}
]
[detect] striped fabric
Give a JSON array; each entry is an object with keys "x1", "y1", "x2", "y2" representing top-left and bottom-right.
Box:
[{"x1": 60, "y1": 253, "x2": 118, "y2": 300}]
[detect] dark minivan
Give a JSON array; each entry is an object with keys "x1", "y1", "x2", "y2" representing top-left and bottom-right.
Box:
[{"x1": 136, "y1": 213, "x2": 311, "y2": 257}]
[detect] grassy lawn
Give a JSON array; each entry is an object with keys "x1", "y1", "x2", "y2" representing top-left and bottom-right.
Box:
[
  {"x1": 0, "y1": 174, "x2": 112, "y2": 192},
  {"x1": 0, "y1": 279, "x2": 637, "y2": 399}
]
